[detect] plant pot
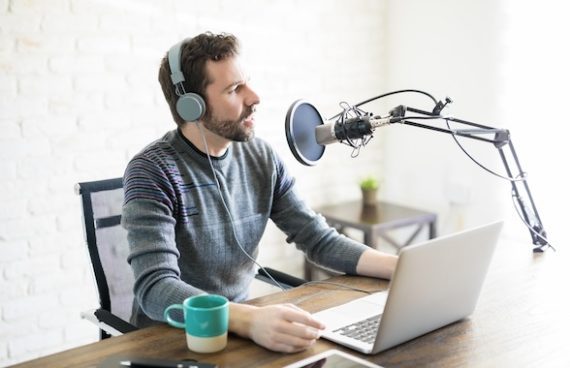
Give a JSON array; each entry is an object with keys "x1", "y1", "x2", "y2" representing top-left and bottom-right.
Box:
[{"x1": 361, "y1": 188, "x2": 378, "y2": 207}]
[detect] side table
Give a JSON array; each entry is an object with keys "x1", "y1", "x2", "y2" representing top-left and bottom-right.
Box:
[{"x1": 307, "y1": 200, "x2": 437, "y2": 280}]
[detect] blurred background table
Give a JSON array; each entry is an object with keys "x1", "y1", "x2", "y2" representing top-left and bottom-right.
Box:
[{"x1": 307, "y1": 200, "x2": 437, "y2": 279}]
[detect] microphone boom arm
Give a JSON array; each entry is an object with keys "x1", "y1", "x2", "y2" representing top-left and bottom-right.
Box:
[{"x1": 391, "y1": 105, "x2": 549, "y2": 252}]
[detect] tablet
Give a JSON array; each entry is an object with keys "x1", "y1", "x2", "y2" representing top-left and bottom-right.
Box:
[{"x1": 284, "y1": 349, "x2": 383, "y2": 368}]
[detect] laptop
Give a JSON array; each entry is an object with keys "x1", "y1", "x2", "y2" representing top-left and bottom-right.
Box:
[{"x1": 313, "y1": 220, "x2": 503, "y2": 354}]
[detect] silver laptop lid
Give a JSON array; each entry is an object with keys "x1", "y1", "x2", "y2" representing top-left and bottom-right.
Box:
[{"x1": 373, "y1": 220, "x2": 503, "y2": 353}]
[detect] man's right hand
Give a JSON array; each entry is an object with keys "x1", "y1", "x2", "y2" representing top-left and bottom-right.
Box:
[{"x1": 229, "y1": 302, "x2": 326, "y2": 353}]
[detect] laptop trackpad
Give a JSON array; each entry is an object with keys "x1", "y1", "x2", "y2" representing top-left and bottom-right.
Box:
[{"x1": 314, "y1": 291, "x2": 388, "y2": 330}]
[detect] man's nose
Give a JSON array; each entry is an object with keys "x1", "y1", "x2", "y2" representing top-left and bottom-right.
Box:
[{"x1": 245, "y1": 84, "x2": 260, "y2": 106}]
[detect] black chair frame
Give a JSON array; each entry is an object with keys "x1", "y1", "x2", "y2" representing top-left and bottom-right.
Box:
[{"x1": 77, "y1": 178, "x2": 138, "y2": 339}]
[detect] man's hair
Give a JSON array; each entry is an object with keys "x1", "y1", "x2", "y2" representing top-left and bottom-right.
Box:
[{"x1": 158, "y1": 32, "x2": 240, "y2": 126}]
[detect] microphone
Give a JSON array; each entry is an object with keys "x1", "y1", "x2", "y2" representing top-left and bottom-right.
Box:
[
  {"x1": 315, "y1": 115, "x2": 399, "y2": 146},
  {"x1": 285, "y1": 99, "x2": 399, "y2": 166}
]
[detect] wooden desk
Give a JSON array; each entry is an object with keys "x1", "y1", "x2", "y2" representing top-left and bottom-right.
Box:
[{"x1": 12, "y1": 238, "x2": 570, "y2": 367}]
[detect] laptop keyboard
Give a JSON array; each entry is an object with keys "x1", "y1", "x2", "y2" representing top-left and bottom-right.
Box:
[{"x1": 332, "y1": 314, "x2": 382, "y2": 344}]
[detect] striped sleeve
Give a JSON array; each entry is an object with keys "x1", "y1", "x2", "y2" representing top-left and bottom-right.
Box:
[{"x1": 123, "y1": 156, "x2": 175, "y2": 214}]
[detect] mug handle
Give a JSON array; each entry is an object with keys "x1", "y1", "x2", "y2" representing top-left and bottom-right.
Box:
[{"x1": 164, "y1": 304, "x2": 185, "y2": 329}]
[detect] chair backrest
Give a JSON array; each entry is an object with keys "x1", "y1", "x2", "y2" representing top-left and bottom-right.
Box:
[{"x1": 76, "y1": 178, "x2": 135, "y2": 329}]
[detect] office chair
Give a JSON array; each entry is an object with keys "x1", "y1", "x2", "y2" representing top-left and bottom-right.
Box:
[
  {"x1": 76, "y1": 178, "x2": 138, "y2": 339},
  {"x1": 76, "y1": 177, "x2": 306, "y2": 339}
]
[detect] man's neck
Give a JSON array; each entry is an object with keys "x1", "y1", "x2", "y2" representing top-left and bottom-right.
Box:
[{"x1": 179, "y1": 122, "x2": 230, "y2": 157}]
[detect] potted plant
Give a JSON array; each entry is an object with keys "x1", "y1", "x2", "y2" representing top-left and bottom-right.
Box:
[{"x1": 359, "y1": 176, "x2": 380, "y2": 206}]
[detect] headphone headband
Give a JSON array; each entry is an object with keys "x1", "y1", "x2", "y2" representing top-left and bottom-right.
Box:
[
  {"x1": 168, "y1": 41, "x2": 186, "y2": 85},
  {"x1": 166, "y1": 39, "x2": 206, "y2": 122}
]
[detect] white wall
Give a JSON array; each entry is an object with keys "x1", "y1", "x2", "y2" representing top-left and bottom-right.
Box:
[
  {"x1": 383, "y1": 0, "x2": 510, "y2": 233},
  {"x1": 0, "y1": 0, "x2": 387, "y2": 365},
  {"x1": 500, "y1": 0, "x2": 570, "y2": 247},
  {"x1": 382, "y1": 0, "x2": 566, "y2": 249}
]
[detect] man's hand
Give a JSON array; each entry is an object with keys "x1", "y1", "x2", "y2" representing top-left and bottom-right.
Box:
[{"x1": 229, "y1": 303, "x2": 325, "y2": 353}]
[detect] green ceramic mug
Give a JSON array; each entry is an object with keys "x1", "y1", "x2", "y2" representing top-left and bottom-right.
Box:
[{"x1": 164, "y1": 294, "x2": 229, "y2": 353}]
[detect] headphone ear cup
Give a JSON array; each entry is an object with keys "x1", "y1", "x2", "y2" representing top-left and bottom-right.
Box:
[{"x1": 176, "y1": 93, "x2": 206, "y2": 122}]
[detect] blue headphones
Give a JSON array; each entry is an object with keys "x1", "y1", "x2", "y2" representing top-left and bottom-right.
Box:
[{"x1": 167, "y1": 40, "x2": 206, "y2": 122}]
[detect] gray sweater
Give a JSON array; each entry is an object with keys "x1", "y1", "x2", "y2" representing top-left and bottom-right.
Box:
[{"x1": 122, "y1": 129, "x2": 368, "y2": 327}]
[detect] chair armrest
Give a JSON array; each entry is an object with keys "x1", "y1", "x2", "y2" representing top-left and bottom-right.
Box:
[
  {"x1": 255, "y1": 267, "x2": 307, "y2": 290},
  {"x1": 81, "y1": 308, "x2": 138, "y2": 336}
]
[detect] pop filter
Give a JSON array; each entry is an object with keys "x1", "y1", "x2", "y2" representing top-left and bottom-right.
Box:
[{"x1": 285, "y1": 100, "x2": 325, "y2": 166}]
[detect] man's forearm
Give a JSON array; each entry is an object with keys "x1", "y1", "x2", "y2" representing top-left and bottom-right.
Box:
[{"x1": 356, "y1": 248, "x2": 398, "y2": 280}]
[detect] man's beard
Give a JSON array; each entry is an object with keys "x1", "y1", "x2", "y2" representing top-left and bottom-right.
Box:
[{"x1": 201, "y1": 105, "x2": 255, "y2": 142}]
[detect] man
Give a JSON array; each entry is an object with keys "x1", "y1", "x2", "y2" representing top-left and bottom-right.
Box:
[{"x1": 122, "y1": 32, "x2": 397, "y2": 353}]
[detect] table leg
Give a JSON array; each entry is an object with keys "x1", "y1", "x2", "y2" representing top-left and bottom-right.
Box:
[
  {"x1": 304, "y1": 258, "x2": 312, "y2": 280},
  {"x1": 364, "y1": 231, "x2": 377, "y2": 248},
  {"x1": 429, "y1": 219, "x2": 437, "y2": 239}
]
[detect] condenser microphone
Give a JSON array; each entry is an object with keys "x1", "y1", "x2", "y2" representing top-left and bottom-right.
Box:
[
  {"x1": 315, "y1": 115, "x2": 398, "y2": 146},
  {"x1": 285, "y1": 99, "x2": 399, "y2": 166}
]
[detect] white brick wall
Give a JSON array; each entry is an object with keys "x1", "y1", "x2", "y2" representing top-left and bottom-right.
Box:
[{"x1": 0, "y1": 0, "x2": 387, "y2": 365}]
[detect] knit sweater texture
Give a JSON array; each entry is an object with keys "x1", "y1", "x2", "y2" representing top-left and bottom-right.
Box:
[{"x1": 122, "y1": 129, "x2": 368, "y2": 327}]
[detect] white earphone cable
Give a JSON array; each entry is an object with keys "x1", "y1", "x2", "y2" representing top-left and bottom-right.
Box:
[{"x1": 195, "y1": 122, "x2": 287, "y2": 291}]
